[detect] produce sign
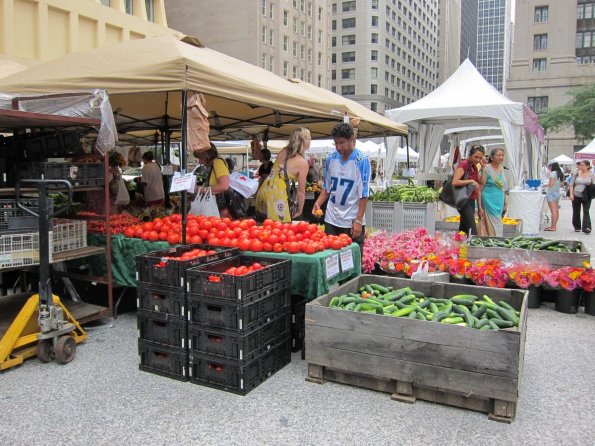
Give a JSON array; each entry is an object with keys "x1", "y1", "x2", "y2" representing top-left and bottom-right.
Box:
[
  {"x1": 328, "y1": 284, "x2": 520, "y2": 330},
  {"x1": 123, "y1": 214, "x2": 352, "y2": 254},
  {"x1": 370, "y1": 179, "x2": 438, "y2": 202},
  {"x1": 80, "y1": 212, "x2": 141, "y2": 235},
  {"x1": 467, "y1": 236, "x2": 581, "y2": 253}
]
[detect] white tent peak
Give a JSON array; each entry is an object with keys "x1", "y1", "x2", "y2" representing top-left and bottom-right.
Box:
[
  {"x1": 549, "y1": 154, "x2": 574, "y2": 165},
  {"x1": 386, "y1": 59, "x2": 523, "y2": 126},
  {"x1": 577, "y1": 137, "x2": 595, "y2": 154}
]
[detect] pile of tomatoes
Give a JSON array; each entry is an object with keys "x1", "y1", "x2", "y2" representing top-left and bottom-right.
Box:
[
  {"x1": 82, "y1": 212, "x2": 141, "y2": 235},
  {"x1": 123, "y1": 214, "x2": 352, "y2": 254},
  {"x1": 158, "y1": 248, "x2": 218, "y2": 265},
  {"x1": 223, "y1": 262, "x2": 264, "y2": 276}
]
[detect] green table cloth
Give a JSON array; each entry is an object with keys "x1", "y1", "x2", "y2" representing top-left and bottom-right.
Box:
[
  {"x1": 84, "y1": 235, "x2": 361, "y2": 299},
  {"x1": 241, "y1": 243, "x2": 361, "y2": 301},
  {"x1": 86, "y1": 234, "x2": 169, "y2": 287}
]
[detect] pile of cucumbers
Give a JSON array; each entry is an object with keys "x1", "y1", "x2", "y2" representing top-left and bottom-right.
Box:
[
  {"x1": 370, "y1": 179, "x2": 438, "y2": 203},
  {"x1": 328, "y1": 284, "x2": 520, "y2": 330},
  {"x1": 467, "y1": 235, "x2": 580, "y2": 253}
]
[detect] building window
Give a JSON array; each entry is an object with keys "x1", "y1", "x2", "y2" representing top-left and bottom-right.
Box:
[
  {"x1": 341, "y1": 85, "x2": 356, "y2": 95},
  {"x1": 308, "y1": 2, "x2": 312, "y2": 16},
  {"x1": 307, "y1": 48, "x2": 312, "y2": 63},
  {"x1": 577, "y1": 2, "x2": 595, "y2": 19},
  {"x1": 269, "y1": 56, "x2": 274, "y2": 72},
  {"x1": 370, "y1": 102, "x2": 377, "y2": 112},
  {"x1": 371, "y1": 33, "x2": 378, "y2": 43},
  {"x1": 371, "y1": 16, "x2": 378, "y2": 27},
  {"x1": 100, "y1": 0, "x2": 110, "y2": 5},
  {"x1": 283, "y1": 61, "x2": 289, "y2": 77},
  {"x1": 332, "y1": 53, "x2": 337, "y2": 63},
  {"x1": 301, "y1": 21, "x2": 305, "y2": 36},
  {"x1": 370, "y1": 84, "x2": 377, "y2": 94},
  {"x1": 293, "y1": 42, "x2": 298, "y2": 57},
  {"x1": 534, "y1": 6, "x2": 548, "y2": 23},
  {"x1": 332, "y1": 20, "x2": 337, "y2": 31},
  {"x1": 269, "y1": 2, "x2": 274, "y2": 19},
  {"x1": 577, "y1": 31, "x2": 595, "y2": 48},
  {"x1": 284, "y1": 36, "x2": 289, "y2": 51},
  {"x1": 294, "y1": 17, "x2": 298, "y2": 32},
  {"x1": 533, "y1": 58, "x2": 547, "y2": 71},
  {"x1": 342, "y1": 68, "x2": 355, "y2": 79},
  {"x1": 319, "y1": 6, "x2": 323, "y2": 20},
  {"x1": 342, "y1": 35, "x2": 356, "y2": 45},
  {"x1": 124, "y1": 0, "x2": 132, "y2": 14},
  {"x1": 262, "y1": 26, "x2": 267, "y2": 44},
  {"x1": 332, "y1": 37, "x2": 337, "y2": 47},
  {"x1": 528, "y1": 96, "x2": 549, "y2": 114},
  {"x1": 261, "y1": 54, "x2": 266, "y2": 69},
  {"x1": 261, "y1": 0, "x2": 267, "y2": 15},
  {"x1": 308, "y1": 25, "x2": 312, "y2": 39},
  {"x1": 533, "y1": 34, "x2": 548, "y2": 51},
  {"x1": 318, "y1": 52, "x2": 322, "y2": 66},
  {"x1": 269, "y1": 29, "x2": 274, "y2": 46},
  {"x1": 300, "y1": 45, "x2": 305, "y2": 60},
  {"x1": 293, "y1": 66, "x2": 297, "y2": 78},
  {"x1": 371, "y1": 50, "x2": 378, "y2": 61},
  {"x1": 371, "y1": 67, "x2": 378, "y2": 79},
  {"x1": 283, "y1": 10, "x2": 288, "y2": 25},
  {"x1": 332, "y1": 70, "x2": 336, "y2": 80},
  {"x1": 342, "y1": 51, "x2": 356, "y2": 62},
  {"x1": 300, "y1": 68, "x2": 305, "y2": 80},
  {"x1": 342, "y1": 1, "x2": 356, "y2": 12},
  {"x1": 318, "y1": 74, "x2": 322, "y2": 87},
  {"x1": 342, "y1": 18, "x2": 356, "y2": 29},
  {"x1": 332, "y1": 3, "x2": 337, "y2": 13},
  {"x1": 372, "y1": 0, "x2": 378, "y2": 10}
]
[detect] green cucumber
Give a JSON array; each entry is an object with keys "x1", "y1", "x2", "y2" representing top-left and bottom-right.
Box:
[
  {"x1": 417, "y1": 300, "x2": 431, "y2": 309},
  {"x1": 417, "y1": 312, "x2": 427, "y2": 321},
  {"x1": 344, "y1": 302, "x2": 356, "y2": 311},
  {"x1": 442, "y1": 316, "x2": 465, "y2": 324},
  {"x1": 433, "y1": 310, "x2": 450, "y2": 323},
  {"x1": 490, "y1": 318, "x2": 515, "y2": 328},
  {"x1": 472, "y1": 305, "x2": 487, "y2": 318},
  {"x1": 340, "y1": 296, "x2": 356, "y2": 305},
  {"x1": 450, "y1": 297, "x2": 476, "y2": 306},
  {"x1": 392, "y1": 306, "x2": 417, "y2": 318},
  {"x1": 486, "y1": 309, "x2": 502, "y2": 320},
  {"x1": 479, "y1": 324, "x2": 492, "y2": 331},
  {"x1": 410, "y1": 291, "x2": 425, "y2": 298},
  {"x1": 408, "y1": 311, "x2": 418, "y2": 319},
  {"x1": 497, "y1": 301, "x2": 516, "y2": 312},
  {"x1": 329, "y1": 296, "x2": 341, "y2": 307},
  {"x1": 474, "y1": 318, "x2": 490, "y2": 329},
  {"x1": 398, "y1": 295, "x2": 416, "y2": 305},
  {"x1": 495, "y1": 306, "x2": 519, "y2": 325},
  {"x1": 429, "y1": 303, "x2": 440, "y2": 314},
  {"x1": 370, "y1": 283, "x2": 390, "y2": 294}
]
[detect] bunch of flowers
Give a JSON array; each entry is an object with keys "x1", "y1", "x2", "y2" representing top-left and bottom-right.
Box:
[
  {"x1": 465, "y1": 259, "x2": 509, "y2": 288},
  {"x1": 447, "y1": 258, "x2": 473, "y2": 279},
  {"x1": 577, "y1": 267, "x2": 595, "y2": 292},
  {"x1": 545, "y1": 266, "x2": 584, "y2": 291},
  {"x1": 506, "y1": 263, "x2": 550, "y2": 289}
]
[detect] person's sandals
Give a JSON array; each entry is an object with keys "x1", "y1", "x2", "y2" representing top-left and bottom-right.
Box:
[{"x1": 544, "y1": 227, "x2": 556, "y2": 231}]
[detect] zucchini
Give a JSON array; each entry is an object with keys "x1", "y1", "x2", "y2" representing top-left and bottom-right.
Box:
[{"x1": 370, "y1": 283, "x2": 390, "y2": 294}]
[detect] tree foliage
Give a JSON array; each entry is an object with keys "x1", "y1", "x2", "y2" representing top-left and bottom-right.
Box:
[{"x1": 539, "y1": 84, "x2": 595, "y2": 142}]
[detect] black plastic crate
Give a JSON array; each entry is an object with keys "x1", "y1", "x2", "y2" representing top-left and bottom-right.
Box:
[
  {"x1": 136, "y1": 244, "x2": 239, "y2": 288},
  {"x1": 0, "y1": 198, "x2": 54, "y2": 233},
  {"x1": 188, "y1": 307, "x2": 291, "y2": 361},
  {"x1": 188, "y1": 336, "x2": 291, "y2": 395},
  {"x1": 15, "y1": 162, "x2": 104, "y2": 187},
  {"x1": 137, "y1": 309, "x2": 187, "y2": 349},
  {"x1": 137, "y1": 282, "x2": 186, "y2": 316},
  {"x1": 138, "y1": 339, "x2": 188, "y2": 382},
  {"x1": 291, "y1": 295, "x2": 306, "y2": 328},
  {"x1": 45, "y1": 132, "x2": 81, "y2": 158},
  {"x1": 186, "y1": 255, "x2": 291, "y2": 301},
  {"x1": 187, "y1": 288, "x2": 291, "y2": 331}
]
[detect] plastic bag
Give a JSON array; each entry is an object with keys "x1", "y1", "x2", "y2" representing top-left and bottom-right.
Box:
[
  {"x1": 190, "y1": 187, "x2": 220, "y2": 217},
  {"x1": 115, "y1": 178, "x2": 130, "y2": 206},
  {"x1": 411, "y1": 260, "x2": 430, "y2": 280}
]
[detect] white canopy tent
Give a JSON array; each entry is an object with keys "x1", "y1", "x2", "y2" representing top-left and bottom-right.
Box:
[
  {"x1": 395, "y1": 146, "x2": 419, "y2": 162},
  {"x1": 385, "y1": 59, "x2": 544, "y2": 186},
  {"x1": 575, "y1": 137, "x2": 595, "y2": 160},
  {"x1": 549, "y1": 154, "x2": 574, "y2": 165}
]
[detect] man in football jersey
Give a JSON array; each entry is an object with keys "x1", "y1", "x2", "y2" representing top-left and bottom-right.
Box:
[{"x1": 313, "y1": 123, "x2": 371, "y2": 251}]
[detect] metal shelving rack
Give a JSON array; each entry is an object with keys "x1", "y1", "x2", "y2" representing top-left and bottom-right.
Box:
[{"x1": 0, "y1": 102, "x2": 114, "y2": 324}]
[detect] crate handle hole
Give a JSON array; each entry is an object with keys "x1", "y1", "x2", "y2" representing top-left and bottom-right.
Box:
[
  {"x1": 206, "y1": 306, "x2": 222, "y2": 313},
  {"x1": 207, "y1": 335, "x2": 223, "y2": 343},
  {"x1": 208, "y1": 363, "x2": 224, "y2": 372}
]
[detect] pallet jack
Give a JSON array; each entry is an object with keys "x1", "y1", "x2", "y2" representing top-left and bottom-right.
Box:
[{"x1": 0, "y1": 179, "x2": 87, "y2": 371}]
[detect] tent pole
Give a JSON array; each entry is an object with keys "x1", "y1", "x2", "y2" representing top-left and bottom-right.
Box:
[
  {"x1": 181, "y1": 88, "x2": 188, "y2": 244},
  {"x1": 405, "y1": 134, "x2": 410, "y2": 170}
]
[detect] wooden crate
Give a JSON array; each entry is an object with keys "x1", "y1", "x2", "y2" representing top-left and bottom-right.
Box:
[
  {"x1": 463, "y1": 236, "x2": 590, "y2": 268},
  {"x1": 305, "y1": 275, "x2": 528, "y2": 423},
  {"x1": 435, "y1": 220, "x2": 523, "y2": 237}
]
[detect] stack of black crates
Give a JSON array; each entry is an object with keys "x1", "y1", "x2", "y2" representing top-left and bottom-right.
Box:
[
  {"x1": 290, "y1": 295, "x2": 307, "y2": 355},
  {"x1": 185, "y1": 255, "x2": 292, "y2": 394},
  {"x1": 136, "y1": 244, "x2": 238, "y2": 381}
]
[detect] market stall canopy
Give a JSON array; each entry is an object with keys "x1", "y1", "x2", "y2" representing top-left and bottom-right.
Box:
[
  {"x1": 548, "y1": 154, "x2": 574, "y2": 165},
  {"x1": 395, "y1": 146, "x2": 419, "y2": 162},
  {"x1": 384, "y1": 59, "x2": 539, "y2": 186},
  {"x1": 0, "y1": 34, "x2": 406, "y2": 140},
  {"x1": 575, "y1": 137, "x2": 595, "y2": 160}
]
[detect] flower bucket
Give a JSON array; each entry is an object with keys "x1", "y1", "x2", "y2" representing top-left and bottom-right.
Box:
[
  {"x1": 583, "y1": 291, "x2": 595, "y2": 316},
  {"x1": 540, "y1": 287, "x2": 557, "y2": 303},
  {"x1": 554, "y1": 288, "x2": 580, "y2": 314},
  {"x1": 527, "y1": 285, "x2": 541, "y2": 309},
  {"x1": 449, "y1": 276, "x2": 473, "y2": 285}
]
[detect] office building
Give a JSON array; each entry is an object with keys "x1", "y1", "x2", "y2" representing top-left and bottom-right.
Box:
[
  {"x1": 330, "y1": 0, "x2": 440, "y2": 113},
  {"x1": 437, "y1": 0, "x2": 462, "y2": 85},
  {"x1": 460, "y1": 0, "x2": 478, "y2": 64},
  {"x1": 507, "y1": 1, "x2": 595, "y2": 157},
  {"x1": 166, "y1": 0, "x2": 331, "y2": 88},
  {"x1": 476, "y1": 0, "x2": 512, "y2": 93}
]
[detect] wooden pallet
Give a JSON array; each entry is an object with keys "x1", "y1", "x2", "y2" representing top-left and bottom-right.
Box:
[{"x1": 305, "y1": 275, "x2": 527, "y2": 424}]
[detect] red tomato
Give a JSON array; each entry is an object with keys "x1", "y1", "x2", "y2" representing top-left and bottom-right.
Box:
[
  {"x1": 263, "y1": 218, "x2": 274, "y2": 227},
  {"x1": 123, "y1": 227, "x2": 135, "y2": 238},
  {"x1": 198, "y1": 229, "x2": 209, "y2": 240},
  {"x1": 149, "y1": 231, "x2": 159, "y2": 242},
  {"x1": 304, "y1": 243, "x2": 316, "y2": 254},
  {"x1": 286, "y1": 242, "x2": 300, "y2": 254},
  {"x1": 237, "y1": 239, "x2": 251, "y2": 251},
  {"x1": 236, "y1": 266, "x2": 248, "y2": 275},
  {"x1": 273, "y1": 243, "x2": 283, "y2": 253},
  {"x1": 208, "y1": 237, "x2": 221, "y2": 246},
  {"x1": 216, "y1": 222, "x2": 227, "y2": 232},
  {"x1": 191, "y1": 235, "x2": 203, "y2": 244},
  {"x1": 330, "y1": 239, "x2": 343, "y2": 250},
  {"x1": 142, "y1": 222, "x2": 154, "y2": 231},
  {"x1": 262, "y1": 242, "x2": 273, "y2": 252},
  {"x1": 158, "y1": 231, "x2": 168, "y2": 241},
  {"x1": 251, "y1": 262, "x2": 263, "y2": 270},
  {"x1": 167, "y1": 233, "x2": 179, "y2": 244},
  {"x1": 250, "y1": 240, "x2": 264, "y2": 252}
]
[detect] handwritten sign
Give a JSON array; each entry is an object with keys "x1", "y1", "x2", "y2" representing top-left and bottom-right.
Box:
[
  {"x1": 170, "y1": 172, "x2": 196, "y2": 193},
  {"x1": 325, "y1": 253, "x2": 340, "y2": 280},
  {"x1": 339, "y1": 248, "x2": 354, "y2": 272}
]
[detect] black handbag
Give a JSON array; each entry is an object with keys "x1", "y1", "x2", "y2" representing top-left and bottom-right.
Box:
[
  {"x1": 439, "y1": 169, "x2": 474, "y2": 210},
  {"x1": 587, "y1": 182, "x2": 595, "y2": 201}
]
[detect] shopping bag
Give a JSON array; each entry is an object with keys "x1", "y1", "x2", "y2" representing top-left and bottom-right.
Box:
[
  {"x1": 115, "y1": 178, "x2": 130, "y2": 206},
  {"x1": 439, "y1": 176, "x2": 474, "y2": 210},
  {"x1": 411, "y1": 260, "x2": 430, "y2": 280},
  {"x1": 190, "y1": 187, "x2": 220, "y2": 217},
  {"x1": 229, "y1": 171, "x2": 259, "y2": 198}
]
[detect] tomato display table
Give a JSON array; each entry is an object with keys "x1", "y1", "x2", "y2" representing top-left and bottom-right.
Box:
[{"x1": 85, "y1": 235, "x2": 360, "y2": 299}]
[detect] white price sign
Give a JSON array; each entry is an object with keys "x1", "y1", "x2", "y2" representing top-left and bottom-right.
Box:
[
  {"x1": 169, "y1": 172, "x2": 196, "y2": 193},
  {"x1": 339, "y1": 248, "x2": 354, "y2": 272},
  {"x1": 325, "y1": 253, "x2": 340, "y2": 280}
]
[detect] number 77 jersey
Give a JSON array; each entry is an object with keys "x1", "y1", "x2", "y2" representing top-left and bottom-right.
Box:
[{"x1": 323, "y1": 149, "x2": 371, "y2": 228}]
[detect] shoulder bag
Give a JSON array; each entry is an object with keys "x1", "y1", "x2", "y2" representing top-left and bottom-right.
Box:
[
  {"x1": 439, "y1": 165, "x2": 474, "y2": 210},
  {"x1": 283, "y1": 157, "x2": 298, "y2": 217},
  {"x1": 209, "y1": 159, "x2": 248, "y2": 218}
]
